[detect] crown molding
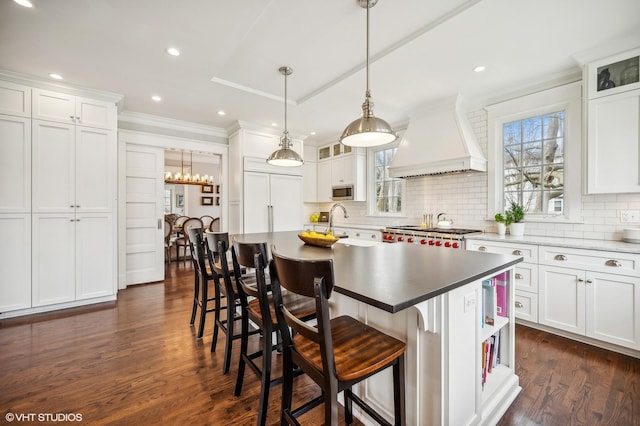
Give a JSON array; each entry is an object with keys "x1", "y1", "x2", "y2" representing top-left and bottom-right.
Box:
[
  {"x1": 227, "y1": 120, "x2": 307, "y2": 141},
  {"x1": 118, "y1": 111, "x2": 228, "y2": 139}
]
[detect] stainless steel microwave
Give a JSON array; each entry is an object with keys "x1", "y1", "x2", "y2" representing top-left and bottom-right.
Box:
[{"x1": 332, "y1": 185, "x2": 354, "y2": 201}]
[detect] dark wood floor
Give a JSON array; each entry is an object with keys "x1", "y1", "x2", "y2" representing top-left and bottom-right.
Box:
[{"x1": 1, "y1": 261, "x2": 638, "y2": 425}]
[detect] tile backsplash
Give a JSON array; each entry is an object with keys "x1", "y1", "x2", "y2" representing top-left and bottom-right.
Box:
[{"x1": 305, "y1": 109, "x2": 640, "y2": 241}]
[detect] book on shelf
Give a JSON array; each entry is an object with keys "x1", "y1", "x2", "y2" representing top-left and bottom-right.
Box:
[
  {"x1": 495, "y1": 274, "x2": 507, "y2": 317},
  {"x1": 482, "y1": 279, "x2": 496, "y2": 327},
  {"x1": 481, "y1": 331, "x2": 502, "y2": 387}
]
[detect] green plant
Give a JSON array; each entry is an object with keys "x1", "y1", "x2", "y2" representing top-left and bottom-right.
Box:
[
  {"x1": 494, "y1": 213, "x2": 511, "y2": 226},
  {"x1": 506, "y1": 202, "x2": 525, "y2": 223}
]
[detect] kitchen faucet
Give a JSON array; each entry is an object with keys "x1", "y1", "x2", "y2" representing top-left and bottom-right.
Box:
[{"x1": 327, "y1": 203, "x2": 349, "y2": 235}]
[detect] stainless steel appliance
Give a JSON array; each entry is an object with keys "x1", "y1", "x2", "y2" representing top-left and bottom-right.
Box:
[
  {"x1": 381, "y1": 225, "x2": 483, "y2": 249},
  {"x1": 331, "y1": 185, "x2": 354, "y2": 201}
]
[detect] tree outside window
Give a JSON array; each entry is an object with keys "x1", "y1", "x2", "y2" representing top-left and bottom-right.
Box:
[
  {"x1": 503, "y1": 111, "x2": 565, "y2": 215},
  {"x1": 374, "y1": 147, "x2": 402, "y2": 214}
]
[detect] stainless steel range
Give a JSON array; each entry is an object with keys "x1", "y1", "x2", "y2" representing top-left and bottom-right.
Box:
[{"x1": 381, "y1": 225, "x2": 483, "y2": 249}]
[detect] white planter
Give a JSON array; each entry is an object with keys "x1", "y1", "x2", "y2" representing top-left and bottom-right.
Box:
[
  {"x1": 496, "y1": 222, "x2": 506, "y2": 235},
  {"x1": 510, "y1": 222, "x2": 525, "y2": 236}
]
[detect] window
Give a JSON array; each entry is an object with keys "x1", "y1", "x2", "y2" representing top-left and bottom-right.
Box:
[
  {"x1": 503, "y1": 111, "x2": 565, "y2": 215},
  {"x1": 487, "y1": 82, "x2": 581, "y2": 222},
  {"x1": 164, "y1": 188, "x2": 172, "y2": 214},
  {"x1": 369, "y1": 144, "x2": 404, "y2": 215}
]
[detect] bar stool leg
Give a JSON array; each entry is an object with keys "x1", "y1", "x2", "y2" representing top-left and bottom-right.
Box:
[
  {"x1": 344, "y1": 386, "x2": 353, "y2": 424},
  {"x1": 210, "y1": 283, "x2": 221, "y2": 352},
  {"x1": 234, "y1": 305, "x2": 250, "y2": 395},
  {"x1": 256, "y1": 325, "x2": 273, "y2": 426},
  {"x1": 222, "y1": 293, "x2": 235, "y2": 374},
  {"x1": 189, "y1": 273, "x2": 199, "y2": 326},
  {"x1": 393, "y1": 355, "x2": 406, "y2": 426},
  {"x1": 197, "y1": 277, "x2": 208, "y2": 338}
]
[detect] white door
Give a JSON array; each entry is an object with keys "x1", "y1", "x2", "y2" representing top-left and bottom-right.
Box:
[
  {"x1": 76, "y1": 214, "x2": 115, "y2": 299},
  {"x1": 32, "y1": 214, "x2": 76, "y2": 307},
  {"x1": 32, "y1": 120, "x2": 75, "y2": 213},
  {"x1": 270, "y1": 174, "x2": 303, "y2": 232},
  {"x1": 243, "y1": 171, "x2": 270, "y2": 234},
  {"x1": 539, "y1": 265, "x2": 585, "y2": 334},
  {"x1": 0, "y1": 114, "x2": 31, "y2": 213},
  {"x1": 125, "y1": 144, "x2": 165, "y2": 285},
  {"x1": 76, "y1": 126, "x2": 115, "y2": 213}
]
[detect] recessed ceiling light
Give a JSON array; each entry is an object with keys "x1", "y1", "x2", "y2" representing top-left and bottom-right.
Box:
[
  {"x1": 151, "y1": 95, "x2": 162, "y2": 102},
  {"x1": 473, "y1": 65, "x2": 486, "y2": 73},
  {"x1": 310, "y1": 131, "x2": 316, "y2": 136},
  {"x1": 271, "y1": 122, "x2": 277, "y2": 127},
  {"x1": 166, "y1": 47, "x2": 180, "y2": 57},
  {"x1": 217, "y1": 110, "x2": 226, "y2": 116},
  {"x1": 49, "y1": 73, "x2": 63, "y2": 80},
  {"x1": 14, "y1": 0, "x2": 33, "y2": 8}
]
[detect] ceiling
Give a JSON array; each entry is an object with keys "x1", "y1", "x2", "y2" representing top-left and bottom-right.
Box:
[{"x1": 1, "y1": 0, "x2": 639, "y2": 146}]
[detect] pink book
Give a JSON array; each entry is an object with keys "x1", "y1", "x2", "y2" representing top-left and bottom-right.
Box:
[{"x1": 496, "y1": 274, "x2": 507, "y2": 317}]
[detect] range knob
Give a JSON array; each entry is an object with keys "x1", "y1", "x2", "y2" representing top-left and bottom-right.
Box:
[
  {"x1": 397, "y1": 236, "x2": 404, "y2": 242},
  {"x1": 420, "y1": 239, "x2": 427, "y2": 245},
  {"x1": 383, "y1": 235, "x2": 390, "y2": 240},
  {"x1": 407, "y1": 237, "x2": 414, "y2": 243},
  {"x1": 428, "y1": 240, "x2": 435, "y2": 246},
  {"x1": 452, "y1": 242, "x2": 460, "y2": 249},
  {"x1": 444, "y1": 241, "x2": 451, "y2": 248},
  {"x1": 435, "y1": 240, "x2": 442, "y2": 247}
]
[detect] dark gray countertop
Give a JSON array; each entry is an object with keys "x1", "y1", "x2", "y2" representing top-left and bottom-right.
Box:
[{"x1": 233, "y1": 231, "x2": 522, "y2": 313}]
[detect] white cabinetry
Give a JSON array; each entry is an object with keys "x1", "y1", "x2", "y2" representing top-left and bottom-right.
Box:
[
  {"x1": 243, "y1": 170, "x2": 303, "y2": 234},
  {"x1": 0, "y1": 214, "x2": 31, "y2": 312},
  {"x1": 317, "y1": 142, "x2": 366, "y2": 201},
  {"x1": 0, "y1": 81, "x2": 31, "y2": 117},
  {"x1": 585, "y1": 48, "x2": 640, "y2": 194},
  {"x1": 0, "y1": 115, "x2": 31, "y2": 212},
  {"x1": 302, "y1": 145, "x2": 317, "y2": 203},
  {"x1": 228, "y1": 125, "x2": 305, "y2": 234},
  {"x1": 467, "y1": 240, "x2": 539, "y2": 323},
  {"x1": 539, "y1": 245, "x2": 640, "y2": 350},
  {"x1": 32, "y1": 88, "x2": 117, "y2": 129}
]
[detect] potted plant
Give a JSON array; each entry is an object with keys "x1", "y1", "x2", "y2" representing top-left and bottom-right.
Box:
[
  {"x1": 506, "y1": 202, "x2": 525, "y2": 236},
  {"x1": 494, "y1": 213, "x2": 510, "y2": 235}
]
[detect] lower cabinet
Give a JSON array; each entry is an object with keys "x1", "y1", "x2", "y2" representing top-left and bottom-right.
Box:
[
  {"x1": 0, "y1": 214, "x2": 31, "y2": 313},
  {"x1": 32, "y1": 214, "x2": 115, "y2": 307}
]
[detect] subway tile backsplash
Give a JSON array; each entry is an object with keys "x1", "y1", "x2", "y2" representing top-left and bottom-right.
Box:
[{"x1": 305, "y1": 109, "x2": 640, "y2": 242}]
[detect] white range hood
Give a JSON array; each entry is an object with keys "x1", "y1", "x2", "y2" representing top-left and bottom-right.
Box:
[{"x1": 389, "y1": 95, "x2": 487, "y2": 178}]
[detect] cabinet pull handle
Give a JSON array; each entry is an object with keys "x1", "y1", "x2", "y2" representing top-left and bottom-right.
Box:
[
  {"x1": 70, "y1": 205, "x2": 75, "y2": 208},
  {"x1": 554, "y1": 254, "x2": 567, "y2": 261},
  {"x1": 578, "y1": 278, "x2": 584, "y2": 282},
  {"x1": 76, "y1": 116, "x2": 81, "y2": 122},
  {"x1": 478, "y1": 246, "x2": 487, "y2": 252},
  {"x1": 158, "y1": 219, "x2": 162, "y2": 230},
  {"x1": 605, "y1": 259, "x2": 622, "y2": 267},
  {"x1": 512, "y1": 249, "x2": 522, "y2": 256},
  {"x1": 371, "y1": 234, "x2": 376, "y2": 239},
  {"x1": 355, "y1": 232, "x2": 360, "y2": 237},
  {"x1": 586, "y1": 279, "x2": 593, "y2": 284},
  {"x1": 515, "y1": 301, "x2": 523, "y2": 308},
  {"x1": 515, "y1": 273, "x2": 523, "y2": 279},
  {"x1": 70, "y1": 115, "x2": 75, "y2": 122}
]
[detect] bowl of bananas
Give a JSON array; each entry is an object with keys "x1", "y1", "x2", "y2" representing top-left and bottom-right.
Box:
[{"x1": 298, "y1": 230, "x2": 339, "y2": 248}]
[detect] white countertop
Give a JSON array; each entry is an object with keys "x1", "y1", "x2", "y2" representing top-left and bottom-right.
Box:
[{"x1": 465, "y1": 233, "x2": 640, "y2": 254}]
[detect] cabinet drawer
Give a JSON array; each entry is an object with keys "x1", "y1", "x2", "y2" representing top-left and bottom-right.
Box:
[
  {"x1": 466, "y1": 240, "x2": 538, "y2": 263},
  {"x1": 351, "y1": 230, "x2": 381, "y2": 241},
  {"x1": 514, "y1": 291, "x2": 538, "y2": 323},
  {"x1": 539, "y1": 245, "x2": 639, "y2": 276},
  {"x1": 514, "y1": 263, "x2": 538, "y2": 293}
]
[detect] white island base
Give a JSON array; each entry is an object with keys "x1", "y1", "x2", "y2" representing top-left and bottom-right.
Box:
[{"x1": 329, "y1": 266, "x2": 521, "y2": 426}]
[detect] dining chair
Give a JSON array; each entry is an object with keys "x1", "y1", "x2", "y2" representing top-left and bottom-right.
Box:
[
  {"x1": 164, "y1": 219, "x2": 174, "y2": 264},
  {"x1": 175, "y1": 217, "x2": 203, "y2": 262},
  {"x1": 200, "y1": 215, "x2": 215, "y2": 231},
  {"x1": 232, "y1": 240, "x2": 315, "y2": 426},
  {"x1": 270, "y1": 247, "x2": 406, "y2": 426}
]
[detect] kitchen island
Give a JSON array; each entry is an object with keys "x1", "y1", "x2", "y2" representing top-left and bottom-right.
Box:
[{"x1": 233, "y1": 231, "x2": 523, "y2": 425}]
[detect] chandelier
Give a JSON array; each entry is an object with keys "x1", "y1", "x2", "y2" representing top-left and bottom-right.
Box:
[{"x1": 164, "y1": 151, "x2": 214, "y2": 185}]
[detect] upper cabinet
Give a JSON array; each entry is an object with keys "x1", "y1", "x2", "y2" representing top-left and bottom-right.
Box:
[
  {"x1": 316, "y1": 142, "x2": 366, "y2": 202},
  {"x1": 0, "y1": 81, "x2": 31, "y2": 118},
  {"x1": 585, "y1": 48, "x2": 640, "y2": 194},
  {"x1": 32, "y1": 88, "x2": 117, "y2": 129}
]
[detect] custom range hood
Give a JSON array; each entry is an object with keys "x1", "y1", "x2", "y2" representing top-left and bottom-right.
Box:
[{"x1": 389, "y1": 95, "x2": 487, "y2": 178}]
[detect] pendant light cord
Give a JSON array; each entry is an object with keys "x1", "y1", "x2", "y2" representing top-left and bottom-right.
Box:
[{"x1": 365, "y1": 0, "x2": 370, "y2": 96}]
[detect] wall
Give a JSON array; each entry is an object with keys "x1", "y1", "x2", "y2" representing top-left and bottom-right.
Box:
[{"x1": 306, "y1": 109, "x2": 640, "y2": 241}]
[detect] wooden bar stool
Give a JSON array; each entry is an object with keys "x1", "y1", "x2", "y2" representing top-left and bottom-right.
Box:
[
  {"x1": 270, "y1": 247, "x2": 406, "y2": 426},
  {"x1": 232, "y1": 241, "x2": 315, "y2": 426},
  {"x1": 186, "y1": 228, "x2": 216, "y2": 339}
]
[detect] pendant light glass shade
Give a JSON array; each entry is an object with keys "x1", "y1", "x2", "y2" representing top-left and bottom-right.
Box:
[
  {"x1": 267, "y1": 66, "x2": 304, "y2": 167},
  {"x1": 340, "y1": 0, "x2": 396, "y2": 147}
]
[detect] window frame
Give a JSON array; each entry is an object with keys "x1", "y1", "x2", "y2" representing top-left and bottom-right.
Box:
[
  {"x1": 367, "y1": 138, "x2": 406, "y2": 217},
  {"x1": 487, "y1": 82, "x2": 582, "y2": 223}
]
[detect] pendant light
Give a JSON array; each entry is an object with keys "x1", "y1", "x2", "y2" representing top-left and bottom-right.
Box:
[
  {"x1": 267, "y1": 66, "x2": 304, "y2": 167},
  {"x1": 164, "y1": 150, "x2": 213, "y2": 185},
  {"x1": 340, "y1": 0, "x2": 396, "y2": 147}
]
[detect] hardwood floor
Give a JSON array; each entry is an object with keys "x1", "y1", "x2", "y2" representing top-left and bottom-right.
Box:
[{"x1": 1, "y1": 261, "x2": 638, "y2": 425}]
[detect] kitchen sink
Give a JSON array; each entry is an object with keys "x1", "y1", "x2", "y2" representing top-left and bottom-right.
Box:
[{"x1": 335, "y1": 238, "x2": 381, "y2": 247}]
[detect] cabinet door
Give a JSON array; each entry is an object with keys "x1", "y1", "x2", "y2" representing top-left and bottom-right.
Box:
[
  {"x1": 32, "y1": 88, "x2": 76, "y2": 124},
  {"x1": 0, "y1": 214, "x2": 31, "y2": 313},
  {"x1": 586, "y1": 272, "x2": 640, "y2": 350},
  {"x1": 331, "y1": 156, "x2": 355, "y2": 186},
  {"x1": 317, "y1": 161, "x2": 332, "y2": 202},
  {"x1": 32, "y1": 120, "x2": 75, "y2": 213},
  {"x1": 76, "y1": 97, "x2": 117, "y2": 129},
  {"x1": 0, "y1": 115, "x2": 30, "y2": 212},
  {"x1": 32, "y1": 214, "x2": 76, "y2": 307},
  {"x1": 243, "y1": 130, "x2": 278, "y2": 159},
  {"x1": 243, "y1": 171, "x2": 270, "y2": 234},
  {"x1": 76, "y1": 214, "x2": 115, "y2": 299},
  {"x1": 270, "y1": 174, "x2": 303, "y2": 232},
  {"x1": 0, "y1": 81, "x2": 31, "y2": 117},
  {"x1": 586, "y1": 90, "x2": 640, "y2": 193},
  {"x1": 75, "y1": 126, "x2": 115, "y2": 212},
  {"x1": 539, "y1": 265, "x2": 585, "y2": 334}
]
